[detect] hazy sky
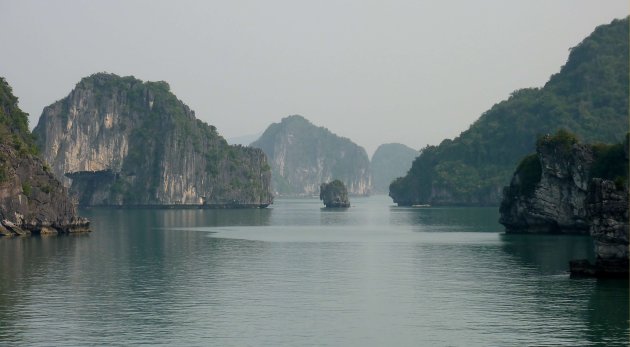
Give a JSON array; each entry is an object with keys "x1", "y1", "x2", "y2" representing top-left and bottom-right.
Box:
[{"x1": 1, "y1": 1, "x2": 627, "y2": 155}]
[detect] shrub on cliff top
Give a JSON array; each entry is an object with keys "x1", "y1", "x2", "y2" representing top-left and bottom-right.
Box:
[{"x1": 536, "y1": 129, "x2": 579, "y2": 152}]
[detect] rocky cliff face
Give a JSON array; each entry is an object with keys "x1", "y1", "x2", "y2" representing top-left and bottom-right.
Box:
[
  {"x1": 500, "y1": 135, "x2": 594, "y2": 234},
  {"x1": 34, "y1": 73, "x2": 272, "y2": 207},
  {"x1": 500, "y1": 131, "x2": 629, "y2": 276},
  {"x1": 576, "y1": 178, "x2": 629, "y2": 277},
  {"x1": 0, "y1": 145, "x2": 89, "y2": 235},
  {"x1": 251, "y1": 115, "x2": 371, "y2": 196},
  {"x1": 0, "y1": 77, "x2": 88, "y2": 235}
]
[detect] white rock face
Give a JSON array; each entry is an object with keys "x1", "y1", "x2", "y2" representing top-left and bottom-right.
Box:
[
  {"x1": 36, "y1": 86, "x2": 131, "y2": 187},
  {"x1": 34, "y1": 73, "x2": 273, "y2": 206}
]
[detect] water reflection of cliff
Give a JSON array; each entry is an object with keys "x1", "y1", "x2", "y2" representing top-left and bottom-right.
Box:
[
  {"x1": 389, "y1": 206, "x2": 503, "y2": 232},
  {"x1": 0, "y1": 233, "x2": 90, "y2": 343},
  {"x1": 0, "y1": 208, "x2": 273, "y2": 345},
  {"x1": 499, "y1": 234, "x2": 595, "y2": 274},
  {"x1": 584, "y1": 279, "x2": 629, "y2": 345},
  {"x1": 499, "y1": 233, "x2": 628, "y2": 345}
]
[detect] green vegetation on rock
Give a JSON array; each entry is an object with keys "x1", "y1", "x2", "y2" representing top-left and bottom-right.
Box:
[
  {"x1": 320, "y1": 180, "x2": 350, "y2": 208},
  {"x1": 590, "y1": 136, "x2": 629, "y2": 188},
  {"x1": 0, "y1": 78, "x2": 38, "y2": 155},
  {"x1": 0, "y1": 77, "x2": 89, "y2": 235},
  {"x1": 512, "y1": 154, "x2": 542, "y2": 196},
  {"x1": 390, "y1": 17, "x2": 629, "y2": 206},
  {"x1": 507, "y1": 129, "x2": 628, "y2": 203},
  {"x1": 536, "y1": 129, "x2": 579, "y2": 152}
]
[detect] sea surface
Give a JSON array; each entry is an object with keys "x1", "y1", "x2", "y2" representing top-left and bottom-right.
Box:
[{"x1": 0, "y1": 196, "x2": 627, "y2": 346}]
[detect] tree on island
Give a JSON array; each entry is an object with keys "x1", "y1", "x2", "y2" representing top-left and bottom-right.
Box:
[{"x1": 320, "y1": 180, "x2": 350, "y2": 208}]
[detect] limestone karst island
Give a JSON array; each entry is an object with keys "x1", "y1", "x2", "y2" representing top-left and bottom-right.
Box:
[
  {"x1": 34, "y1": 74, "x2": 273, "y2": 208},
  {"x1": 319, "y1": 180, "x2": 351, "y2": 208}
]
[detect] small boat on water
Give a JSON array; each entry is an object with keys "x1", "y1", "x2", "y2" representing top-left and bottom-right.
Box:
[{"x1": 411, "y1": 204, "x2": 431, "y2": 208}]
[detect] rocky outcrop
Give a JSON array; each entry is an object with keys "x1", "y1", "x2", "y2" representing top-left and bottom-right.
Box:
[
  {"x1": 251, "y1": 115, "x2": 371, "y2": 197},
  {"x1": 0, "y1": 145, "x2": 90, "y2": 235},
  {"x1": 499, "y1": 130, "x2": 629, "y2": 277},
  {"x1": 33, "y1": 73, "x2": 273, "y2": 207},
  {"x1": 320, "y1": 180, "x2": 350, "y2": 208},
  {"x1": 371, "y1": 143, "x2": 418, "y2": 194},
  {"x1": 569, "y1": 179, "x2": 629, "y2": 277},
  {"x1": 499, "y1": 134, "x2": 593, "y2": 234},
  {"x1": 0, "y1": 77, "x2": 89, "y2": 236}
]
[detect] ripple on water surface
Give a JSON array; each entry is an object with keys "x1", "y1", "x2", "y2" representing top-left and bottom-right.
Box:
[{"x1": 0, "y1": 197, "x2": 626, "y2": 346}]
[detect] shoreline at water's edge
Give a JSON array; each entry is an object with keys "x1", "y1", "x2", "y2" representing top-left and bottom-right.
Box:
[
  {"x1": 394, "y1": 202, "x2": 500, "y2": 208},
  {"x1": 1, "y1": 217, "x2": 90, "y2": 236},
  {"x1": 78, "y1": 203, "x2": 271, "y2": 210}
]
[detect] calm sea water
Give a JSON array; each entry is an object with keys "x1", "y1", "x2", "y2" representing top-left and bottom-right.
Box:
[{"x1": 0, "y1": 196, "x2": 627, "y2": 346}]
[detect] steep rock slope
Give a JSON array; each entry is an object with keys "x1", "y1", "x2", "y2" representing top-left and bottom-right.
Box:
[
  {"x1": 251, "y1": 115, "x2": 371, "y2": 196},
  {"x1": 580, "y1": 178, "x2": 628, "y2": 277},
  {"x1": 500, "y1": 131, "x2": 628, "y2": 235},
  {"x1": 500, "y1": 131, "x2": 628, "y2": 276},
  {"x1": 390, "y1": 17, "x2": 628, "y2": 206},
  {"x1": 0, "y1": 77, "x2": 88, "y2": 235},
  {"x1": 34, "y1": 73, "x2": 272, "y2": 207},
  {"x1": 371, "y1": 143, "x2": 418, "y2": 194},
  {"x1": 499, "y1": 132, "x2": 594, "y2": 234}
]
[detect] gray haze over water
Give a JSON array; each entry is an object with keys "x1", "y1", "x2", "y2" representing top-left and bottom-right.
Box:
[{"x1": 1, "y1": 0, "x2": 627, "y2": 155}]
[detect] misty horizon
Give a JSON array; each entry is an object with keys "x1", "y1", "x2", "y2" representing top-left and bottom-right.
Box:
[{"x1": 1, "y1": 0, "x2": 627, "y2": 155}]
